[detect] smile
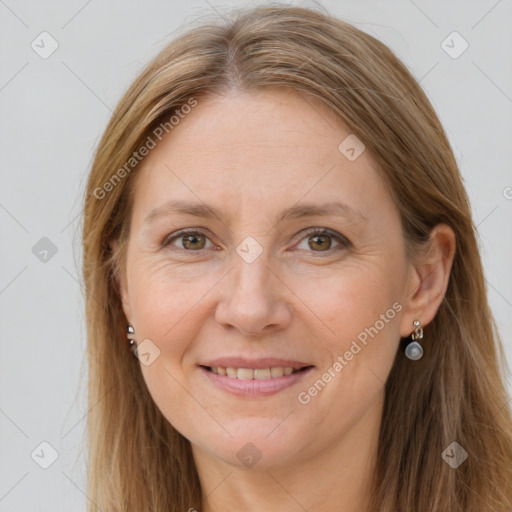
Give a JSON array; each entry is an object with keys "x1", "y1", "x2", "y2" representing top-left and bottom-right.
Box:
[
  {"x1": 206, "y1": 366, "x2": 307, "y2": 379},
  {"x1": 199, "y1": 365, "x2": 315, "y2": 397}
]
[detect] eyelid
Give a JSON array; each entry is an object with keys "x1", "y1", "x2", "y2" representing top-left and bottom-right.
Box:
[{"x1": 162, "y1": 227, "x2": 350, "y2": 253}]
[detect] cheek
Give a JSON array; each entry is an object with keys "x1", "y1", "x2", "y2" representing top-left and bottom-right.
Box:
[
  {"x1": 294, "y1": 270, "x2": 401, "y2": 434},
  {"x1": 127, "y1": 260, "x2": 218, "y2": 436},
  {"x1": 291, "y1": 258, "x2": 403, "y2": 392},
  {"x1": 291, "y1": 255, "x2": 404, "y2": 337},
  {"x1": 129, "y1": 257, "x2": 221, "y2": 342}
]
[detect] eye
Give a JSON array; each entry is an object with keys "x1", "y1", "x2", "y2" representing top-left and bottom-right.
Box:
[
  {"x1": 162, "y1": 227, "x2": 350, "y2": 254},
  {"x1": 294, "y1": 227, "x2": 349, "y2": 254},
  {"x1": 162, "y1": 230, "x2": 214, "y2": 251}
]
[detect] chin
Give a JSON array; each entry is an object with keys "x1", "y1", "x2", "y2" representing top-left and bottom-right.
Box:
[{"x1": 190, "y1": 419, "x2": 313, "y2": 471}]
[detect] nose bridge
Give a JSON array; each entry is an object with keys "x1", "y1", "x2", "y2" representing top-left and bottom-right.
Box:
[
  {"x1": 216, "y1": 240, "x2": 292, "y2": 335},
  {"x1": 231, "y1": 228, "x2": 273, "y2": 288},
  {"x1": 230, "y1": 245, "x2": 273, "y2": 307}
]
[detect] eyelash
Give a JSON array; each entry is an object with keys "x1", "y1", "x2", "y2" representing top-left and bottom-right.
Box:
[{"x1": 161, "y1": 227, "x2": 350, "y2": 255}]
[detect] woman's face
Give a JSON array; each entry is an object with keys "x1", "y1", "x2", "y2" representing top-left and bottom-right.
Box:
[{"x1": 119, "y1": 88, "x2": 417, "y2": 470}]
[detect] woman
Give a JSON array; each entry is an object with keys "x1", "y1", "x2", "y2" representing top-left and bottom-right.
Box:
[{"x1": 81, "y1": 4, "x2": 512, "y2": 511}]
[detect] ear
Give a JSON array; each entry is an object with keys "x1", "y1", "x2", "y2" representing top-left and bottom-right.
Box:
[
  {"x1": 399, "y1": 224, "x2": 456, "y2": 337},
  {"x1": 110, "y1": 239, "x2": 132, "y2": 322}
]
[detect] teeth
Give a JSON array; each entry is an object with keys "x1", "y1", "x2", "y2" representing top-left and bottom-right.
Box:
[
  {"x1": 226, "y1": 367, "x2": 237, "y2": 378},
  {"x1": 254, "y1": 368, "x2": 271, "y2": 380},
  {"x1": 270, "y1": 367, "x2": 284, "y2": 378},
  {"x1": 209, "y1": 366, "x2": 304, "y2": 379},
  {"x1": 237, "y1": 368, "x2": 254, "y2": 380}
]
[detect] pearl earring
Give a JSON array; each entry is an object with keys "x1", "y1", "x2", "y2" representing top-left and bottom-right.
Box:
[{"x1": 405, "y1": 320, "x2": 423, "y2": 360}]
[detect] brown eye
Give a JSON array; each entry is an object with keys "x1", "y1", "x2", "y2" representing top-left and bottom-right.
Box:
[
  {"x1": 163, "y1": 231, "x2": 212, "y2": 251},
  {"x1": 182, "y1": 233, "x2": 206, "y2": 250},
  {"x1": 308, "y1": 233, "x2": 333, "y2": 251},
  {"x1": 295, "y1": 228, "x2": 349, "y2": 254}
]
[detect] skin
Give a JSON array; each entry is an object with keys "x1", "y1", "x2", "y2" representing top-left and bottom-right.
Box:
[{"x1": 116, "y1": 87, "x2": 455, "y2": 511}]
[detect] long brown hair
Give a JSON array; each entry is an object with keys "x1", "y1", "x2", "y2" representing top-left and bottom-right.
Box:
[{"x1": 81, "y1": 4, "x2": 512, "y2": 511}]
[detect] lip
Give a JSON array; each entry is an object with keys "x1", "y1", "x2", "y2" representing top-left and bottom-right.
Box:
[
  {"x1": 198, "y1": 364, "x2": 315, "y2": 398},
  {"x1": 199, "y1": 357, "x2": 312, "y2": 369}
]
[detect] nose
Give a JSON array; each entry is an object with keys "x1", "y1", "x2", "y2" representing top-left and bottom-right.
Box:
[{"x1": 215, "y1": 254, "x2": 293, "y2": 337}]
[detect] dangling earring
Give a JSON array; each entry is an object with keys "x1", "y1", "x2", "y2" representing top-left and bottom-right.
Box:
[
  {"x1": 127, "y1": 324, "x2": 137, "y2": 355},
  {"x1": 405, "y1": 320, "x2": 423, "y2": 360}
]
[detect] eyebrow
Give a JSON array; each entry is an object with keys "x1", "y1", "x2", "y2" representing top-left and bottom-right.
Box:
[{"x1": 143, "y1": 199, "x2": 368, "y2": 226}]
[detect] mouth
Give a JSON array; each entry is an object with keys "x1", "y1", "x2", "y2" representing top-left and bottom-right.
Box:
[
  {"x1": 200, "y1": 365, "x2": 313, "y2": 380},
  {"x1": 198, "y1": 363, "x2": 315, "y2": 398}
]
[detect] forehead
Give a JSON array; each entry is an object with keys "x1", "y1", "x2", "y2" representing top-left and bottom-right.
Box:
[
  {"x1": 130, "y1": 88, "x2": 393, "y2": 229},
  {"x1": 146, "y1": 89, "x2": 346, "y2": 170}
]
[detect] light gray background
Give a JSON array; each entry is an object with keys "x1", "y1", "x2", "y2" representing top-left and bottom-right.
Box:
[{"x1": 1, "y1": 0, "x2": 511, "y2": 510}]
